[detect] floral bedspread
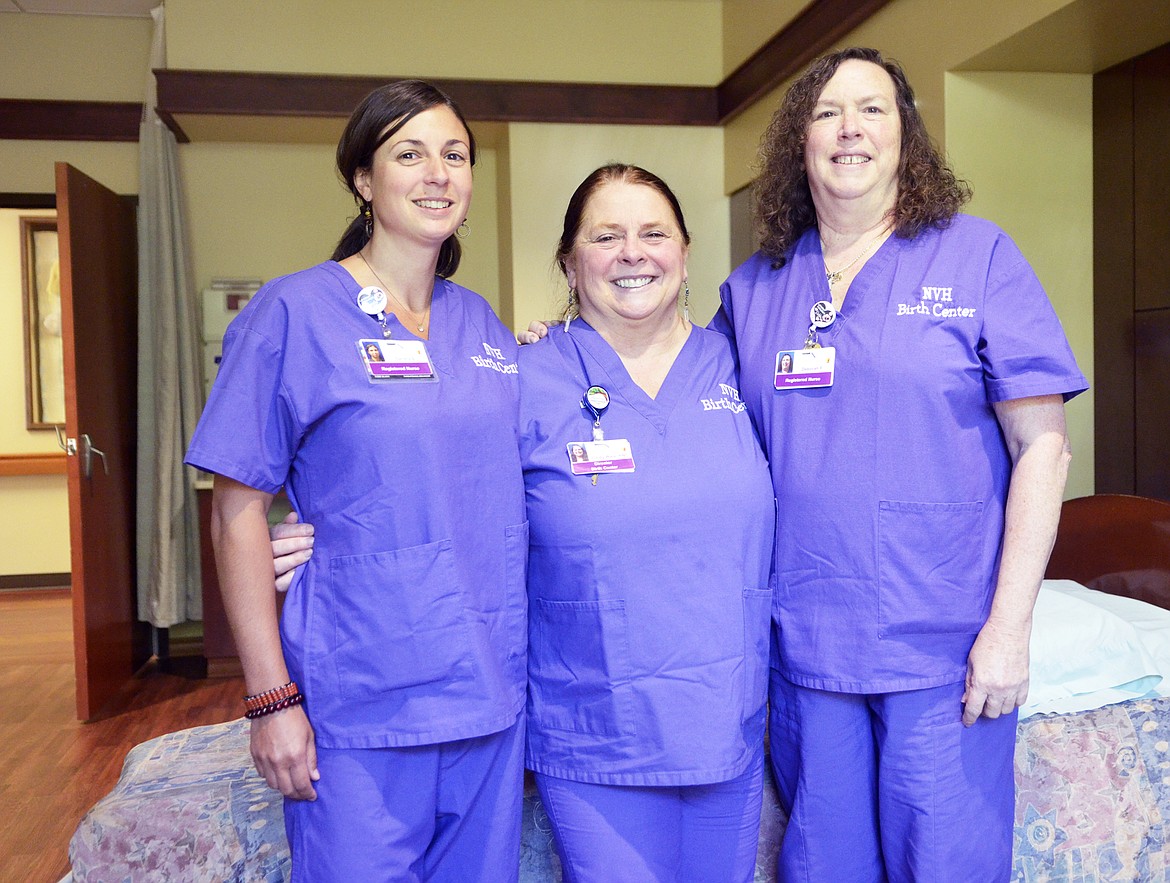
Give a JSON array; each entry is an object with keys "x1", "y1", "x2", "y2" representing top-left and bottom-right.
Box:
[
  {"x1": 69, "y1": 697, "x2": 1170, "y2": 882},
  {"x1": 1014, "y1": 696, "x2": 1170, "y2": 882}
]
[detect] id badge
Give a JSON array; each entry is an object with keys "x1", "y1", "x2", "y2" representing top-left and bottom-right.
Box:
[
  {"x1": 358, "y1": 338, "x2": 437, "y2": 381},
  {"x1": 566, "y1": 439, "x2": 636, "y2": 475},
  {"x1": 775, "y1": 346, "x2": 835, "y2": 389}
]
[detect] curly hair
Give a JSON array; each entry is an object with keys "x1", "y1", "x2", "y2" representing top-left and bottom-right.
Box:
[{"x1": 753, "y1": 47, "x2": 971, "y2": 266}]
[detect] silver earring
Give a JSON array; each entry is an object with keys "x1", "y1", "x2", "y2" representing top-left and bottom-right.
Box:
[
  {"x1": 564, "y1": 288, "x2": 575, "y2": 333},
  {"x1": 683, "y1": 279, "x2": 690, "y2": 323},
  {"x1": 456, "y1": 219, "x2": 470, "y2": 239}
]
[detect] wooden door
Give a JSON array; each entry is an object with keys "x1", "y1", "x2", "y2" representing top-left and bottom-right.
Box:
[
  {"x1": 1094, "y1": 42, "x2": 1170, "y2": 501},
  {"x1": 55, "y1": 162, "x2": 144, "y2": 721}
]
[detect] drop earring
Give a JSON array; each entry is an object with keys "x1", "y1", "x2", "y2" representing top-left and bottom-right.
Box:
[
  {"x1": 362, "y1": 201, "x2": 373, "y2": 239},
  {"x1": 564, "y1": 287, "x2": 575, "y2": 333},
  {"x1": 683, "y1": 279, "x2": 690, "y2": 323},
  {"x1": 456, "y1": 219, "x2": 470, "y2": 239}
]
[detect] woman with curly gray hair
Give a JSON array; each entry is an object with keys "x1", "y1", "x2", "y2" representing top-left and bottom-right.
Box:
[{"x1": 711, "y1": 47, "x2": 1086, "y2": 881}]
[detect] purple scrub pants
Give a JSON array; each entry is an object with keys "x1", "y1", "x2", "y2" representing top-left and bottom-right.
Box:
[
  {"x1": 284, "y1": 717, "x2": 525, "y2": 883},
  {"x1": 534, "y1": 749, "x2": 764, "y2": 883},
  {"x1": 768, "y1": 673, "x2": 1016, "y2": 882}
]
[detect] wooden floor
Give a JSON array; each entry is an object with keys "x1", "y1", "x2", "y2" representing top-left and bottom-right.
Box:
[{"x1": 0, "y1": 590, "x2": 244, "y2": 883}]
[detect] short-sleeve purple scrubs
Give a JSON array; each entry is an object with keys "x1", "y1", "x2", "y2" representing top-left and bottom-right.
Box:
[
  {"x1": 186, "y1": 261, "x2": 527, "y2": 748},
  {"x1": 519, "y1": 320, "x2": 775, "y2": 785},
  {"x1": 711, "y1": 215, "x2": 1088, "y2": 879},
  {"x1": 713, "y1": 216, "x2": 1087, "y2": 691}
]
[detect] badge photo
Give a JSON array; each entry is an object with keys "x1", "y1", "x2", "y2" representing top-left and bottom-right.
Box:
[
  {"x1": 775, "y1": 347, "x2": 836, "y2": 390},
  {"x1": 357, "y1": 338, "x2": 437, "y2": 381},
  {"x1": 566, "y1": 439, "x2": 636, "y2": 475}
]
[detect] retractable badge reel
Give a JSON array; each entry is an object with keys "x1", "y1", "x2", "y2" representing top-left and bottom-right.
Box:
[
  {"x1": 805, "y1": 299, "x2": 836, "y2": 348},
  {"x1": 584, "y1": 385, "x2": 610, "y2": 441},
  {"x1": 357, "y1": 286, "x2": 391, "y2": 338}
]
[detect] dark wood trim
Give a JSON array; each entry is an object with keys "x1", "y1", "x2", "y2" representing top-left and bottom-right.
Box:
[
  {"x1": 154, "y1": 69, "x2": 719, "y2": 126},
  {"x1": 0, "y1": 193, "x2": 55, "y2": 209},
  {"x1": 0, "y1": 575, "x2": 70, "y2": 592},
  {"x1": 717, "y1": 0, "x2": 892, "y2": 123},
  {"x1": 0, "y1": 99, "x2": 140, "y2": 142},
  {"x1": 1093, "y1": 60, "x2": 1136, "y2": 493},
  {"x1": 154, "y1": 108, "x2": 189, "y2": 143},
  {"x1": 0, "y1": 453, "x2": 67, "y2": 476},
  {"x1": 2, "y1": 0, "x2": 887, "y2": 141}
]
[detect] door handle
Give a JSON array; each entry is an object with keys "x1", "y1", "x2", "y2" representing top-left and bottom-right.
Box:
[
  {"x1": 54, "y1": 425, "x2": 77, "y2": 456},
  {"x1": 80, "y1": 433, "x2": 109, "y2": 479}
]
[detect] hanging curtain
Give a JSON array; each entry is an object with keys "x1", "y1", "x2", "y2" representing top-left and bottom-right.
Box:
[{"x1": 136, "y1": 4, "x2": 204, "y2": 627}]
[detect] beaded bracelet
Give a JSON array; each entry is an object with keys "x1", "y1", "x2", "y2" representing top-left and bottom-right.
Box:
[
  {"x1": 245, "y1": 691, "x2": 305, "y2": 720},
  {"x1": 243, "y1": 681, "x2": 300, "y2": 714}
]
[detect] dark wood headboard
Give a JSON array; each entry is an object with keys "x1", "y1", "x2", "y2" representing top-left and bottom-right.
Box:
[{"x1": 1045, "y1": 494, "x2": 1170, "y2": 610}]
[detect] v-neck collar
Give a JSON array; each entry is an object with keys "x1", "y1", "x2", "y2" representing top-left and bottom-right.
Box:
[
  {"x1": 803, "y1": 229, "x2": 897, "y2": 341},
  {"x1": 560, "y1": 318, "x2": 701, "y2": 436},
  {"x1": 329, "y1": 261, "x2": 453, "y2": 374}
]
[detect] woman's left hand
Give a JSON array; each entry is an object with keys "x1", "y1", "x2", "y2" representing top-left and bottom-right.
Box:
[
  {"x1": 961, "y1": 618, "x2": 1030, "y2": 726},
  {"x1": 961, "y1": 394, "x2": 1071, "y2": 727}
]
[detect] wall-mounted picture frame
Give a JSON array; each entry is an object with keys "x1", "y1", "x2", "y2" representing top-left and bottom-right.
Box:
[{"x1": 20, "y1": 216, "x2": 64, "y2": 430}]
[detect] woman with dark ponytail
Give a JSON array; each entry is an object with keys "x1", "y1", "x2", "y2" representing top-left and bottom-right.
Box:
[{"x1": 186, "y1": 80, "x2": 528, "y2": 881}]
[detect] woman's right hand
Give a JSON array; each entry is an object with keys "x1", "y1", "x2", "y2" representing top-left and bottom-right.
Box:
[
  {"x1": 250, "y1": 704, "x2": 320, "y2": 800},
  {"x1": 271, "y1": 511, "x2": 314, "y2": 591}
]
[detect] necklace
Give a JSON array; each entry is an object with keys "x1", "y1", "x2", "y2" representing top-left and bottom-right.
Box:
[
  {"x1": 822, "y1": 225, "x2": 890, "y2": 286},
  {"x1": 357, "y1": 250, "x2": 430, "y2": 333}
]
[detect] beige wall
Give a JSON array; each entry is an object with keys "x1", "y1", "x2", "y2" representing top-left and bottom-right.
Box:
[
  {"x1": 0, "y1": 477, "x2": 70, "y2": 574},
  {"x1": 946, "y1": 71, "x2": 1095, "y2": 499},
  {"x1": 0, "y1": 14, "x2": 148, "y2": 576},
  {"x1": 0, "y1": 13, "x2": 150, "y2": 101},
  {"x1": 722, "y1": 0, "x2": 808, "y2": 75},
  {"x1": 0, "y1": 209, "x2": 70, "y2": 575},
  {"x1": 165, "y1": 0, "x2": 723, "y2": 84}
]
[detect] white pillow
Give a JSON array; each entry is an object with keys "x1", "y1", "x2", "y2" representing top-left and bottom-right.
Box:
[
  {"x1": 1049, "y1": 579, "x2": 1170, "y2": 693},
  {"x1": 1021, "y1": 580, "x2": 1163, "y2": 718}
]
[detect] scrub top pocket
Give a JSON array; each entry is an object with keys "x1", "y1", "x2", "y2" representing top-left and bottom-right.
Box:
[
  {"x1": 877, "y1": 500, "x2": 987, "y2": 637},
  {"x1": 327, "y1": 539, "x2": 478, "y2": 700},
  {"x1": 530, "y1": 598, "x2": 637, "y2": 738},
  {"x1": 742, "y1": 587, "x2": 773, "y2": 723}
]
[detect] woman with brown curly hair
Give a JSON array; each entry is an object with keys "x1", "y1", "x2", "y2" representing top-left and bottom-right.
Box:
[{"x1": 710, "y1": 47, "x2": 1086, "y2": 880}]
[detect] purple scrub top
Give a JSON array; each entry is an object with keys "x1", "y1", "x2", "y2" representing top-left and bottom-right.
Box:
[
  {"x1": 711, "y1": 216, "x2": 1087, "y2": 693},
  {"x1": 186, "y1": 261, "x2": 527, "y2": 748},
  {"x1": 520, "y1": 321, "x2": 775, "y2": 786}
]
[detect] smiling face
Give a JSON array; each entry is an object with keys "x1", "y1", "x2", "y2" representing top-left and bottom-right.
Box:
[
  {"x1": 804, "y1": 59, "x2": 901, "y2": 217},
  {"x1": 354, "y1": 104, "x2": 473, "y2": 250},
  {"x1": 565, "y1": 181, "x2": 688, "y2": 330}
]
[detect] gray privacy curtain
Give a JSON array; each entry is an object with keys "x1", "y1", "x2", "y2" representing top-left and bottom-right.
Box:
[{"x1": 136, "y1": 4, "x2": 204, "y2": 627}]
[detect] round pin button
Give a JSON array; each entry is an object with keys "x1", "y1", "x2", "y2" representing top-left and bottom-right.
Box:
[
  {"x1": 585, "y1": 386, "x2": 610, "y2": 413},
  {"x1": 357, "y1": 286, "x2": 388, "y2": 316},
  {"x1": 810, "y1": 300, "x2": 837, "y2": 329}
]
